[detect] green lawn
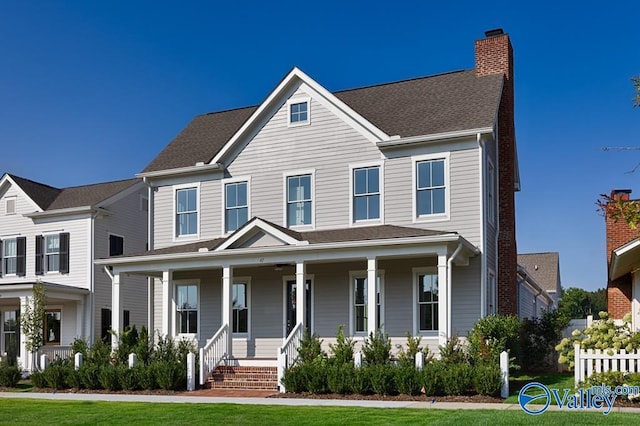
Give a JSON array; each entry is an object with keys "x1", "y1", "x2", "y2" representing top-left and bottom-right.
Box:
[
  {"x1": 506, "y1": 372, "x2": 576, "y2": 405},
  {"x1": 0, "y1": 399, "x2": 637, "y2": 425}
]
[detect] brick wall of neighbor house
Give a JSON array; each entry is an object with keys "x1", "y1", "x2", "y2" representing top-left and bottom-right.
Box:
[
  {"x1": 606, "y1": 189, "x2": 636, "y2": 317},
  {"x1": 475, "y1": 30, "x2": 518, "y2": 315}
]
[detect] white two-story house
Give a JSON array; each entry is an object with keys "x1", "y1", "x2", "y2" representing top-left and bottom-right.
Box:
[
  {"x1": 0, "y1": 173, "x2": 148, "y2": 370},
  {"x1": 98, "y1": 29, "x2": 520, "y2": 386}
]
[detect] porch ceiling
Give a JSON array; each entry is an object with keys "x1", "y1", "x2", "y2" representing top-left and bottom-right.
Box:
[{"x1": 610, "y1": 238, "x2": 640, "y2": 281}]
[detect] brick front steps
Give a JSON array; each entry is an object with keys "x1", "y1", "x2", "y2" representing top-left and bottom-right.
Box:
[{"x1": 208, "y1": 365, "x2": 279, "y2": 391}]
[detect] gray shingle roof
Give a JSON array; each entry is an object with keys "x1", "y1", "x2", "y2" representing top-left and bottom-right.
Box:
[
  {"x1": 142, "y1": 70, "x2": 504, "y2": 173},
  {"x1": 5, "y1": 173, "x2": 140, "y2": 211},
  {"x1": 518, "y1": 252, "x2": 561, "y2": 294}
]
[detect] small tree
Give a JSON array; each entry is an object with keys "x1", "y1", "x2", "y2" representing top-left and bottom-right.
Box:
[{"x1": 20, "y1": 280, "x2": 46, "y2": 370}]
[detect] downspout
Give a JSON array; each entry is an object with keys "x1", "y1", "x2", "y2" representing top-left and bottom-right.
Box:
[
  {"x1": 144, "y1": 177, "x2": 154, "y2": 333},
  {"x1": 478, "y1": 132, "x2": 486, "y2": 318},
  {"x1": 89, "y1": 211, "x2": 100, "y2": 345},
  {"x1": 447, "y1": 242, "x2": 464, "y2": 338}
]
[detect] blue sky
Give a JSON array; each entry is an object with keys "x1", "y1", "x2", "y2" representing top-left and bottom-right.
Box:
[{"x1": 1, "y1": 1, "x2": 639, "y2": 291}]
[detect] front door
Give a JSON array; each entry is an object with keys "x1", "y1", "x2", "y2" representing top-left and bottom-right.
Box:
[{"x1": 286, "y1": 280, "x2": 312, "y2": 335}]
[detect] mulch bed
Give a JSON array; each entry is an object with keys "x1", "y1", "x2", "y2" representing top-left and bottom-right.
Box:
[{"x1": 270, "y1": 392, "x2": 504, "y2": 403}]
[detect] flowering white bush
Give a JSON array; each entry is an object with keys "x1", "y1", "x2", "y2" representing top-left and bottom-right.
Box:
[{"x1": 555, "y1": 311, "x2": 640, "y2": 369}]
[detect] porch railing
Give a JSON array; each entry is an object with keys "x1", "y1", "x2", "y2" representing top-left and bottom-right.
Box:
[
  {"x1": 38, "y1": 345, "x2": 73, "y2": 361},
  {"x1": 574, "y1": 343, "x2": 640, "y2": 387},
  {"x1": 199, "y1": 323, "x2": 229, "y2": 386},
  {"x1": 277, "y1": 322, "x2": 304, "y2": 393}
]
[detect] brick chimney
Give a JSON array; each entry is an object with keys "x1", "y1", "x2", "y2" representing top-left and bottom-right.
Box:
[
  {"x1": 605, "y1": 189, "x2": 635, "y2": 318},
  {"x1": 475, "y1": 29, "x2": 518, "y2": 315}
]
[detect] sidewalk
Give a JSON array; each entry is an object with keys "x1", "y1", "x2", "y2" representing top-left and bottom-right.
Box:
[{"x1": 2, "y1": 392, "x2": 640, "y2": 413}]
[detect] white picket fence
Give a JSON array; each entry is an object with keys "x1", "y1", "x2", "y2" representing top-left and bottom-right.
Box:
[{"x1": 574, "y1": 343, "x2": 640, "y2": 387}]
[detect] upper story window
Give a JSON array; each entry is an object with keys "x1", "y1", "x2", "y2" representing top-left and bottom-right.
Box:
[
  {"x1": 1, "y1": 237, "x2": 26, "y2": 277},
  {"x1": 176, "y1": 283, "x2": 198, "y2": 335},
  {"x1": 416, "y1": 158, "x2": 447, "y2": 217},
  {"x1": 176, "y1": 187, "x2": 198, "y2": 237},
  {"x1": 487, "y1": 160, "x2": 496, "y2": 224},
  {"x1": 109, "y1": 234, "x2": 124, "y2": 257},
  {"x1": 35, "y1": 233, "x2": 69, "y2": 275},
  {"x1": 288, "y1": 99, "x2": 310, "y2": 126},
  {"x1": 4, "y1": 197, "x2": 16, "y2": 215},
  {"x1": 287, "y1": 174, "x2": 312, "y2": 227},
  {"x1": 353, "y1": 166, "x2": 381, "y2": 222},
  {"x1": 225, "y1": 181, "x2": 249, "y2": 233}
]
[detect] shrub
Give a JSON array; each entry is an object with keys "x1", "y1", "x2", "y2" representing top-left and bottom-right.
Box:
[
  {"x1": 0, "y1": 361, "x2": 21, "y2": 387},
  {"x1": 301, "y1": 358, "x2": 328, "y2": 394},
  {"x1": 368, "y1": 364, "x2": 396, "y2": 396},
  {"x1": 327, "y1": 363, "x2": 354, "y2": 394},
  {"x1": 71, "y1": 337, "x2": 89, "y2": 359},
  {"x1": 154, "y1": 334, "x2": 178, "y2": 363},
  {"x1": 281, "y1": 365, "x2": 306, "y2": 393},
  {"x1": 43, "y1": 359, "x2": 71, "y2": 390},
  {"x1": 115, "y1": 326, "x2": 139, "y2": 365},
  {"x1": 298, "y1": 329, "x2": 325, "y2": 364},
  {"x1": 441, "y1": 362, "x2": 473, "y2": 396},
  {"x1": 438, "y1": 336, "x2": 468, "y2": 365},
  {"x1": 473, "y1": 363, "x2": 503, "y2": 396},
  {"x1": 421, "y1": 361, "x2": 444, "y2": 396},
  {"x1": 582, "y1": 371, "x2": 626, "y2": 389},
  {"x1": 467, "y1": 314, "x2": 521, "y2": 368},
  {"x1": 362, "y1": 328, "x2": 391, "y2": 366},
  {"x1": 520, "y1": 309, "x2": 569, "y2": 372},
  {"x1": 135, "y1": 326, "x2": 153, "y2": 365},
  {"x1": 349, "y1": 366, "x2": 371, "y2": 395},
  {"x1": 329, "y1": 325, "x2": 355, "y2": 365},
  {"x1": 136, "y1": 363, "x2": 156, "y2": 390},
  {"x1": 397, "y1": 332, "x2": 432, "y2": 367},
  {"x1": 120, "y1": 365, "x2": 141, "y2": 391},
  {"x1": 87, "y1": 338, "x2": 112, "y2": 366},
  {"x1": 98, "y1": 364, "x2": 122, "y2": 391},
  {"x1": 66, "y1": 368, "x2": 83, "y2": 389},
  {"x1": 29, "y1": 371, "x2": 47, "y2": 389},
  {"x1": 394, "y1": 363, "x2": 421, "y2": 395},
  {"x1": 79, "y1": 363, "x2": 102, "y2": 390},
  {"x1": 154, "y1": 360, "x2": 185, "y2": 391}
]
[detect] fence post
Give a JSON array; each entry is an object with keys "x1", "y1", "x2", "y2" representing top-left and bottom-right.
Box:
[
  {"x1": 40, "y1": 354, "x2": 49, "y2": 370},
  {"x1": 354, "y1": 351, "x2": 363, "y2": 368},
  {"x1": 586, "y1": 315, "x2": 593, "y2": 328},
  {"x1": 415, "y1": 352, "x2": 424, "y2": 371},
  {"x1": 574, "y1": 343, "x2": 581, "y2": 387},
  {"x1": 74, "y1": 353, "x2": 83, "y2": 370},
  {"x1": 186, "y1": 352, "x2": 196, "y2": 392},
  {"x1": 500, "y1": 351, "x2": 509, "y2": 398},
  {"x1": 128, "y1": 353, "x2": 137, "y2": 369}
]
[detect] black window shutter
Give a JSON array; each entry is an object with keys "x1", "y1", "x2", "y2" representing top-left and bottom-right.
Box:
[
  {"x1": 59, "y1": 232, "x2": 70, "y2": 274},
  {"x1": 101, "y1": 308, "x2": 112, "y2": 342},
  {"x1": 123, "y1": 310, "x2": 130, "y2": 329},
  {"x1": 35, "y1": 235, "x2": 44, "y2": 275},
  {"x1": 16, "y1": 237, "x2": 26, "y2": 277},
  {"x1": 0, "y1": 238, "x2": 3, "y2": 277}
]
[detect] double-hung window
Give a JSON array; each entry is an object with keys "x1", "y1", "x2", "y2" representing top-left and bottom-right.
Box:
[
  {"x1": 45, "y1": 235, "x2": 60, "y2": 272},
  {"x1": 2, "y1": 239, "x2": 17, "y2": 275},
  {"x1": 287, "y1": 174, "x2": 312, "y2": 226},
  {"x1": 225, "y1": 182, "x2": 248, "y2": 233},
  {"x1": 353, "y1": 166, "x2": 380, "y2": 221},
  {"x1": 176, "y1": 187, "x2": 198, "y2": 237},
  {"x1": 351, "y1": 274, "x2": 383, "y2": 334},
  {"x1": 416, "y1": 272, "x2": 438, "y2": 332},
  {"x1": 232, "y1": 283, "x2": 248, "y2": 334},
  {"x1": 35, "y1": 233, "x2": 69, "y2": 275},
  {"x1": 416, "y1": 159, "x2": 446, "y2": 217},
  {"x1": 176, "y1": 284, "x2": 198, "y2": 335},
  {"x1": 3, "y1": 310, "x2": 19, "y2": 357}
]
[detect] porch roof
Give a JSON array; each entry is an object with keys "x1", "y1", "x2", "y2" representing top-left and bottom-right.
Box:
[
  {"x1": 97, "y1": 218, "x2": 478, "y2": 273},
  {"x1": 0, "y1": 281, "x2": 89, "y2": 299}
]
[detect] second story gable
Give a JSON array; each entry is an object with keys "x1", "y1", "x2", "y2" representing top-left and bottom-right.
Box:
[{"x1": 0, "y1": 173, "x2": 145, "y2": 288}]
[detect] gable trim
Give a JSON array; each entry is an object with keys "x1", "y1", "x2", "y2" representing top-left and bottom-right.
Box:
[
  {"x1": 0, "y1": 174, "x2": 44, "y2": 213},
  {"x1": 210, "y1": 67, "x2": 390, "y2": 166},
  {"x1": 215, "y1": 218, "x2": 308, "y2": 251}
]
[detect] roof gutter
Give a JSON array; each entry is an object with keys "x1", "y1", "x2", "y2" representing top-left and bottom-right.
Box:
[
  {"x1": 137, "y1": 163, "x2": 223, "y2": 180},
  {"x1": 24, "y1": 206, "x2": 110, "y2": 219},
  {"x1": 377, "y1": 127, "x2": 494, "y2": 148}
]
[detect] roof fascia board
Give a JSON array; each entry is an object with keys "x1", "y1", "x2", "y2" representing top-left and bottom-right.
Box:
[
  {"x1": 210, "y1": 67, "x2": 390, "y2": 165},
  {"x1": 0, "y1": 174, "x2": 45, "y2": 212},
  {"x1": 215, "y1": 218, "x2": 307, "y2": 251},
  {"x1": 25, "y1": 206, "x2": 110, "y2": 219},
  {"x1": 610, "y1": 238, "x2": 640, "y2": 280},
  {"x1": 377, "y1": 127, "x2": 494, "y2": 149},
  {"x1": 136, "y1": 163, "x2": 223, "y2": 180}
]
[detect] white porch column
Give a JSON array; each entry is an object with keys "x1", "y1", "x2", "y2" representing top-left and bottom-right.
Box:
[
  {"x1": 76, "y1": 298, "x2": 85, "y2": 340},
  {"x1": 222, "y1": 265, "x2": 233, "y2": 357},
  {"x1": 296, "y1": 261, "x2": 306, "y2": 328},
  {"x1": 19, "y1": 296, "x2": 30, "y2": 371},
  {"x1": 111, "y1": 273, "x2": 121, "y2": 351},
  {"x1": 437, "y1": 254, "x2": 448, "y2": 347},
  {"x1": 148, "y1": 278, "x2": 155, "y2": 335},
  {"x1": 161, "y1": 270, "x2": 172, "y2": 337},
  {"x1": 367, "y1": 257, "x2": 378, "y2": 336}
]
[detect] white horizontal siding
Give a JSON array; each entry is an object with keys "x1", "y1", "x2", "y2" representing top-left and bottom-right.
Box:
[
  {"x1": 450, "y1": 256, "x2": 482, "y2": 335},
  {"x1": 152, "y1": 185, "x2": 174, "y2": 249}
]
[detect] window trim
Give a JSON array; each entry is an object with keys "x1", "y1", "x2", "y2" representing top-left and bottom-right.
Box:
[
  {"x1": 173, "y1": 183, "x2": 200, "y2": 241},
  {"x1": 221, "y1": 177, "x2": 251, "y2": 235},
  {"x1": 287, "y1": 97, "x2": 311, "y2": 127},
  {"x1": 283, "y1": 170, "x2": 315, "y2": 229},
  {"x1": 412, "y1": 267, "x2": 439, "y2": 336},
  {"x1": 348, "y1": 270, "x2": 385, "y2": 336},
  {"x1": 4, "y1": 197, "x2": 16, "y2": 215},
  {"x1": 349, "y1": 161, "x2": 384, "y2": 226},
  {"x1": 231, "y1": 277, "x2": 251, "y2": 338},
  {"x1": 108, "y1": 233, "x2": 125, "y2": 257},
  {"x1": 487, "y1": 158, "x2": 496, "y2": 225},
  {"x1": 412, "y1": 153, "x2": 450, "y2": 223},
  {"x1": 2, "y1": 238, "x2": 18, "y2": 276},
  {"x1": 44, "y1": 233, "x2": 61, "y2": 274},
  {"x1": 173, "y1": 280, "x2": 200, "y2": 339},
  {"x1": 43, "y1": 306, "x2": 63, "y2": 346}
]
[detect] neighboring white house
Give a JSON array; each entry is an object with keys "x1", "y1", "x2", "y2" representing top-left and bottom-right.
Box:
[
  {"x1": 0, "y1": 173, "x2": 148, "y2": 370},
  {"x1": 97, "y1": 30, "x2": 520, "y2": 369}
]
